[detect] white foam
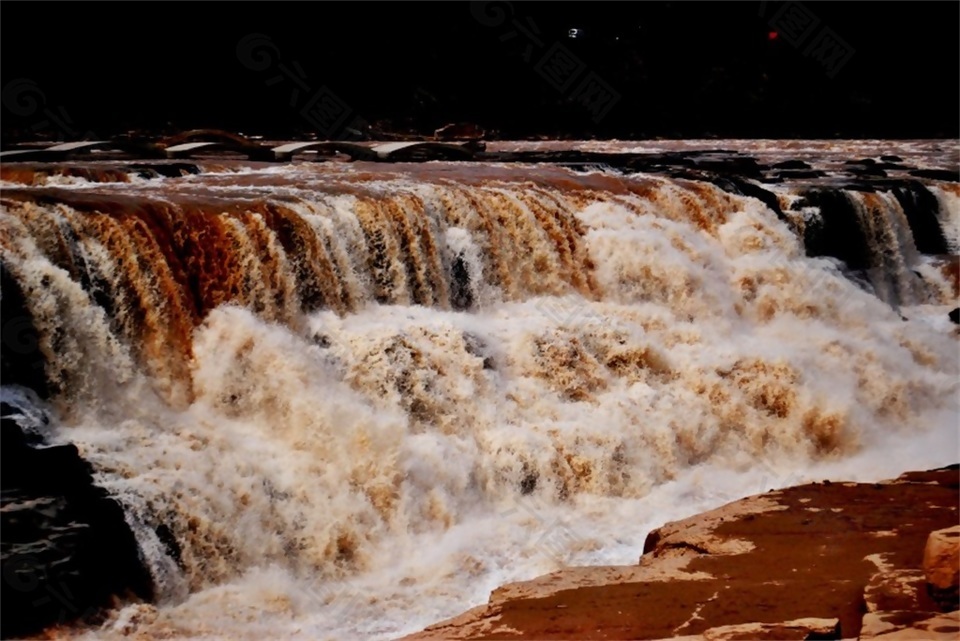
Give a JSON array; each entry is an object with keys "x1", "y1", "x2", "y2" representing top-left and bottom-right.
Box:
[{"x1": 2, "y1": 168, "x2": 956, "y2": 640}]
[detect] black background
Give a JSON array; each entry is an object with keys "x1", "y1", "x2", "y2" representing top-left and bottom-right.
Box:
[{"x1": 2, "y1": 2, "x2": 958, "y2": 140}]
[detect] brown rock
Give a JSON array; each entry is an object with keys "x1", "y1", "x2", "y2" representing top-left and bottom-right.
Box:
[
  {"x1": 923, "y1": 525, "x2": 960, "y2": 611},
  {"x1": 864, "y1": 569, "x2": 928, "y2": 613},
  {"x1": 860, "y1": 610, "x2": 960, "y2": 639},
  {"x1": 400, "y1": 467, "x2": 959, "y2": 641},
  {"x1": 697, "y1": 617, "x2": 840, "y2": 640}
]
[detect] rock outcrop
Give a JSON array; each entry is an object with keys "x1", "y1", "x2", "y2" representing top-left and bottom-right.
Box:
[
  {"x1": 0, "y1": 404, "x2": 153, "y2": 639},
  {"x1": 402, "y1": 466, "x2": 960, "y2": 640},
  {"x1": 923, "y1": 525, "x2": 960, "y2": 611}
]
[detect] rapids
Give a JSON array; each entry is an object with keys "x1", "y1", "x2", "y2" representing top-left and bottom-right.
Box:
[{"x1": 0, "y1": 149, "x2": 957, "y2": 639}]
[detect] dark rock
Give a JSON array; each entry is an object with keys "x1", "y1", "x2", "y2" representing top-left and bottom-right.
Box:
[
  {"x1": 519, "y1": 468, "x2": 538, "y2": 495},
  {"x1": 154, "y1": 523, "x2": 184, "y2": 571},
  {"x1": 129, "y1": 163, "x2": 201, "y2": 178},
  {"x1": 642, "y1": 528, "x2": 662, "y2": 555},
  {"x1": 692, "y1": 155, "x2": 763, "y2": 178},
  {"x1": 892, "y1": 183, "x2": 950, "y2": 255},
  {"x1": 708, "y1": 176, "x2": 785, "y2": 220},
  {"x1": 949, "y1": 308, "x2": 960, "y2": 324},
  {"x1": 880, "y1": 155, "x2": 903, "y2": 162},
  {"x1": 794, "y1": 189, "x2": 872, "y2": 271},
  {"x1": 909, "y1": 169, "x2": 959, "y2": 182},
  {"x1": 772, "y1": 159, "x2": 811, "y2": 170},
  {"x1": 1, "y1": 403, "x2": 153, "y2": 638},
  {"x1": 0, "y1": 263, "x2": 49, "y2": 399},
  {"x1": 450, "y1": 254, "x2": 474, "y2": 311},
  {"x1": 771, "y1": 169, "x2": 827, "y2": 180},
  {"x1": 132, "y1": 167, "x2": 161, "y2": 180},
  {"x1": 847, "y1": 165, "x2": 888, "y2": 178}
]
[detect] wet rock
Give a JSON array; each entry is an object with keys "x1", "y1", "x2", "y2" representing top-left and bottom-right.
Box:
[
  {"x1": 909, "y1": 169, "x2": 959, "y2": 182},
  {"x1": 892, "y1": 183, "x2": 950, "y2": 255},
  {"x1": 0, "y1": 409, "x2": 153, "y2": 638},
  {"x1": 0, "y1": 264, "x2": 49, "y2": 398},
  {"x1": 924, "y1": 526, "x2": 960, "y2": 611},
  {"x1": 449, "y1": 254, "x2": 474, "y2": 311},
  {"x1": 708, "y1": 176, "x2": 784, "y2": 220},
  {"x1": 847, "y1": 165, "x2": 888, "y2": 178},
  {"x1": 691, "y1": 155, "x2": 763, "y2": 178},
  {"x1": 795, "y1": 189, "x2": 872, "y2": 271},
  {"x1": 772, "y1": 159, "x2": 811, "y2": 170},
  {"x1": 129, "y1": 162, "x2": 201, "y2": 178},
  {"x1": 771, "y1": 169, "x2": 827, "y2": 180}
]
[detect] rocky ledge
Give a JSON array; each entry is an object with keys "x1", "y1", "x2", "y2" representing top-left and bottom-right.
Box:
[
  {"x1": 403, "y1": 466, "x2": 959, "y2": 641},
  {"x1": 0, "y1": 402, "x2": 153, "y2": 639}
]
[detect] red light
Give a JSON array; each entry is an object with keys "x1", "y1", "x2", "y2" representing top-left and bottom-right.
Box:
[{"x1": 768, "y1": 31, "x2": 779, "y2": 41}]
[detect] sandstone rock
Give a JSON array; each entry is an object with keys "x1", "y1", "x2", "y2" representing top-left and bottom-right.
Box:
[
  {"x1": 641, "y1": 494, "x2": 784, "y2": 559},
  {"x1": 924, "y1": 525, "x2": 960, "y2": 611},
  {"x1": 401, "y1": 468, "x2": 959, "y2": 640},
  {"x1": 860, "y1": 609, "x2": 959, "y2": 639},
  {"x1": 864, "y1": 569, "x2": 927, "y2": 613},
  {"x1": 698, "y1": 617, "x2": 840, "y2": 640}
]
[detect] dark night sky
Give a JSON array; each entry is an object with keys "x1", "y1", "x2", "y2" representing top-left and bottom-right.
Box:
[{"x1": 2, "y1": 2, "x2": 958, "y2": 140}]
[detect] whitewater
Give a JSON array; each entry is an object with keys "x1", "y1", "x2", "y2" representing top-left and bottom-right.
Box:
[{"x1": 0, "y1": 150, "x2": 957, "y2": 639}]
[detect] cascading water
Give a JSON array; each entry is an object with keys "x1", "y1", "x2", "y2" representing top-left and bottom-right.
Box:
[{"x1": 1, "y1": 152, "x2": 957, "y2": 640}]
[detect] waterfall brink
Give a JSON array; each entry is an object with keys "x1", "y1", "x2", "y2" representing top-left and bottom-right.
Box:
[
  {"x1": 2, "y1": 166, "x2": 955, "y2": 401},
  {"x1": 0, "y1": 155, "x2": 957, "y2": 639},
  {"x1": 788, "y1": 183, "x2": 958, "y2": 309}
]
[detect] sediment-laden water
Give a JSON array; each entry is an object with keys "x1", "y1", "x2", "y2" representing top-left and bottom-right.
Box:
[{"x1": 1, "y1": 142, "x2": 957, "y2": 639}]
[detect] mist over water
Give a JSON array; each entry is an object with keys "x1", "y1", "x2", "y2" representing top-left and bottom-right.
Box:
[{"x1": 1, "y1": 156, "x2": 957, "y2": 639}]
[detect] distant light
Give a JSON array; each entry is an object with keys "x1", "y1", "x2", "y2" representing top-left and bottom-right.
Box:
[
  {"x1": 568, "y1": 28, "x2": 582, "y2": 39},
  {"x1": 768, "y1": 31, "x2": 778, "y2": 41}
]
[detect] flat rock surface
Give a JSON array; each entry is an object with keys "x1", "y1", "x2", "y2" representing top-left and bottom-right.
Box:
[{"x1": 401, "y1": 467, "x2": 959, "y2": 640}]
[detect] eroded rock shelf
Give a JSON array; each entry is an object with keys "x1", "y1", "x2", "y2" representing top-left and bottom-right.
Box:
[{"x1": 403, "y1": 466, "x2": 960, "y2": 640}]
